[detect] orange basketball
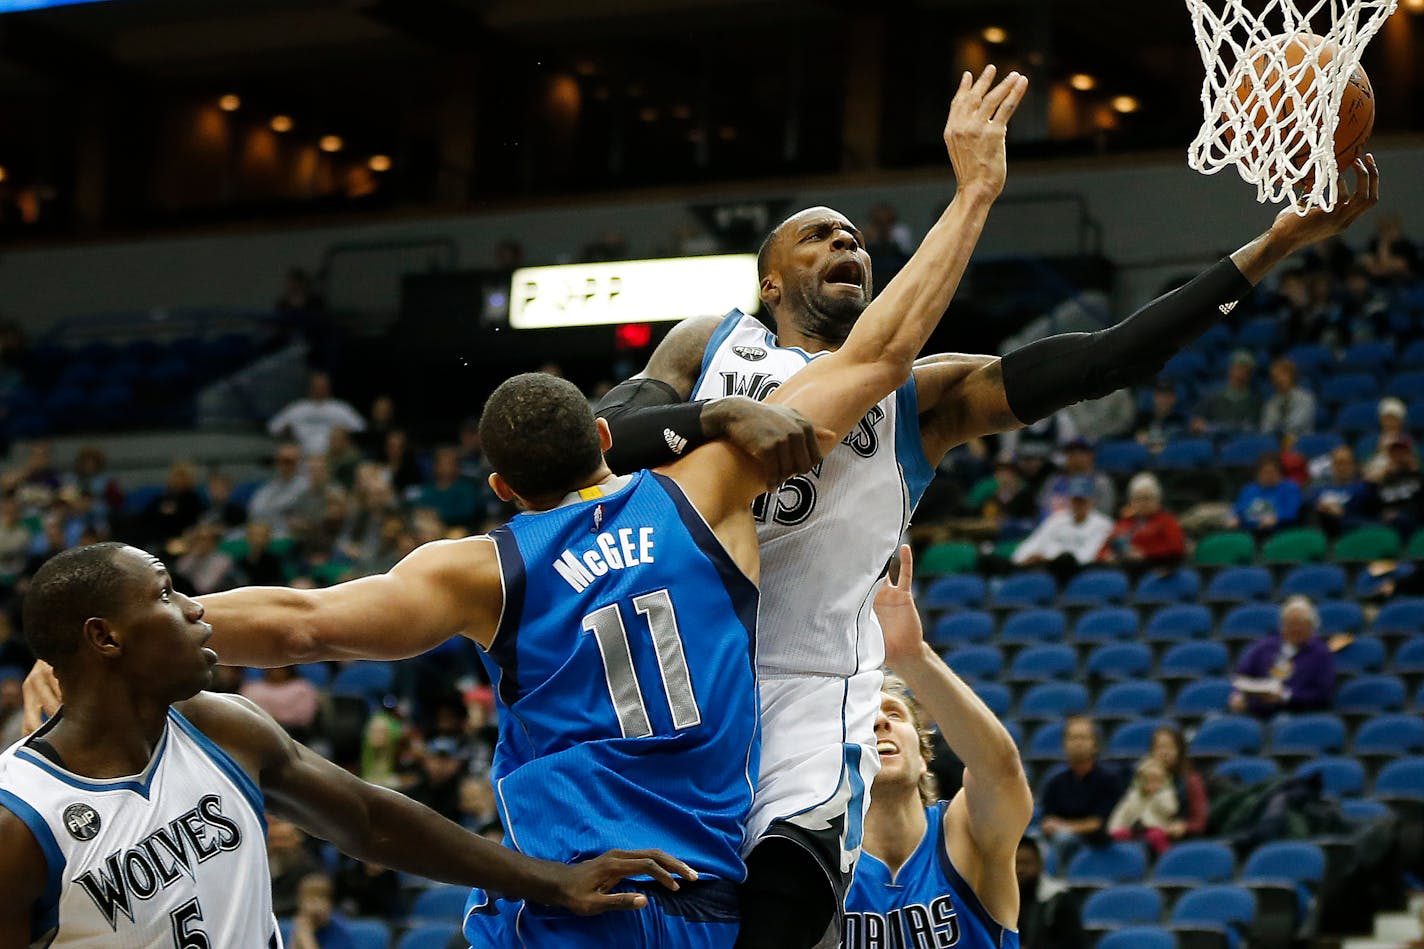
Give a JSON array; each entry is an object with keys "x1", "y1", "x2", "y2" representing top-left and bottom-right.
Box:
[{"x1": 1229, "y1": 32, "x2": 1375, "y2": 176}]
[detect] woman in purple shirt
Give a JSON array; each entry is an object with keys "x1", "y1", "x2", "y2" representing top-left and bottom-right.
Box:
[{"x1": 1228, "y1": 596, "x2": 1336, "y2": 718}]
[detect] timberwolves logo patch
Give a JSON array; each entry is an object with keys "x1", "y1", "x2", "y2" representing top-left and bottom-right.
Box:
[
  {"x1": 63, "y1": 803, "x2": 101, "y2": 841},
  {"x1": 733, "y1": 345, "x2": 767, "y2": 361}
]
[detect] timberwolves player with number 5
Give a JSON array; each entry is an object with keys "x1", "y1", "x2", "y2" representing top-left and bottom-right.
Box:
[{"x1": 0, "y1": 544, "x2": 694, "y2": 948}]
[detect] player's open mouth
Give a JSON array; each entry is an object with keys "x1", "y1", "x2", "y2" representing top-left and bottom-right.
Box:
[
  {"x1": 877, "y1": 740, "x2": 898, "y2": 757},
  {"x1": 824, "y1": 258, "x2": 864, "y2": 289}
]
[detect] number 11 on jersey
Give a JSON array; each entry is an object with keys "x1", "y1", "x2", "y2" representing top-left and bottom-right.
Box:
[{"x1": 583, "y1": 588, "x2": 702, "y2": 738}]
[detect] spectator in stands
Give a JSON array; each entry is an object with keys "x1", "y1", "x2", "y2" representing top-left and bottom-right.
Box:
[
  {"x1": 455, "y1": 417, "x2": 488, "y2": 482},
  {"x1": 1108, "y1": 756, "x2": 1179, "y2": 855},
  {"x1": 288, "y1": 456, "x2": 345, "y2": 541},
  {"x1": 1339, "y1": 264, "x2": 1391, "y2": 340},
  {"x1": 1149, "y1": 726, "x2": 1207, "y2": 844},
  {"x1": 381, "y1": 429, "x2": 424, "y2": 496},
  {"x1": 326, "y1": 426, "x2": 362, "y2": 489},
  {"x1": 416, "y1": 446, "x2": 483, "y2": 529},
  {"x1": 139, "y1": 460, "x2": 204, "y2": 547},
  {"x1": 1012, "y1": 477, "x2": 1115, "y2": 584},
  {"x1": 864, "y1": 202, "x2": 915, "y2": 258},
  {"x1": 406, "y1": 737, "x2": 466, "y2": 823},
  {"x1": 0, "y1": 495, "x2": 31, "y2": 577},
  {"x1": 0, "y1": 676, "x2": 23, "y2": 748},
  {"x1": 268, "y1": 371, "x2": 366, "y2": 458},
  {"x1": 1099, "y1": 472, "x2": 1185, "y2": 573},
  {"x1": 1361, "y1": 397, "x2": 1410, "y2": 481},
  {"x1": 241, "y1": 665, "x2": 321, "y2": 743},
  {"x1": 458, "y1": 773, "x2": 502, "y2": 837},
  {"x1": 1192, "y1": 349, "x2": 1259, "y2": 434},
  {"x1": 1260, "y1": 357, "x2": 1317, "y2": 436},
  {"x1": 1371, "y1": 435, "x2": 1424, "y2": 537},
  {"x1": 357, "y1": 395, "x2": 398, "y2": 459},
  {"x1": 173, "y1": 522, "x2": 240, "y2": 595},
  {"x1": 1040, "y1": 716, "x2": 1120, "y2": 874},
  {"x1": 1307, "y1": 444, "x2": 1372, "y2": 537},
  {"x1": 237, "y1": 520, "x2": 287, "y2": 586},
  {"x1": 1229, "y1": 595, "x2": 1336, "y2": 717},
  {"x1": 276, "y1": 267, "x2": 325, "y2": 313},
  {"x1": 1039, "y1": 439, "x2": 1116, "y2": 517},
  {"x1": 1061, "y1": 389, "x2": 1137, "y2": 443},
  {"x1": 289, "y1": 872, "x2": 354, "y2": 949},
  {"x1": 65, "y1": 446, "x2": 121, "y2": 517},
  {"x1": 3, "y1": 440, "x2": 60, "y2": 497},
  {"x1": 1229, "y1": 452, "x2": 1302, "y2": 535},
  {"x1": 1359, "y1": 213, "x2": 1419, "y2": 282},
  {"x1": 957, "y1": 458, "x2": 1040, "y2": 540},
  {"x1": 334, "y1": 858, "x2": 400, "y2": 920},
  {"x1": 268, "y1": 818, "x2": 321, "y2": 918},
  {"x1": 248, "y1": 443, "x2": 310, "y2": 536},
  {"x1": 1136, "y1": 380, "x2": 1189, "y2": 452},
  {"x1": 361, "y1": 708, "x2": 408, "y2": 791},
  {"x1": 1016, "y1": 836, "x2": 1086, "y2": 949},
  {"x1": 198, "y1": 471, "x2": 247, "y2": 531},
  {"x1": 337, "y1": 463, "x2": 400, "y2": 566}
]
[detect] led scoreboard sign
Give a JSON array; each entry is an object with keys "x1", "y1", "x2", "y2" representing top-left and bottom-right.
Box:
[
  {"x1": 0, "y1": 0, "x2": 112, "y2": 11},
  {"x1": 509, "y1": 255, "x2": 759, "y2": 330}
]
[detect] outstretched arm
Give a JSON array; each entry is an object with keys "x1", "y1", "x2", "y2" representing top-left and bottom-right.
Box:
[
  {"x1": 180, "y1": 693, "x2": 696, "y2": 915},
  {"x1": 911, "y1": 156, "x2": 1382, "y2": 463},
  {"x1": 875, "y1": 545, "x2": 1031, "y2": 927}
]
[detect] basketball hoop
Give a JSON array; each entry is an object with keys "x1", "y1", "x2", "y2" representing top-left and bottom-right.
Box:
[{"x1": 1184, "y1": 0, "x2": 1397, "y2": 213}]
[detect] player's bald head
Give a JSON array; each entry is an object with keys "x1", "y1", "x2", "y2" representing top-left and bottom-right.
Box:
[{"x1": 756, "y1": 206, "x2": 856, "y2": 280}]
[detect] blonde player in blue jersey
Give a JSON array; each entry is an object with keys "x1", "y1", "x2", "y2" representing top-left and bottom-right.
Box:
[
  {"x1": 0, "y1": 544, "x2": 693, "y2": 949},
  {"x1": 843, "y1": 544, "x2": 1032, "y2": 949}
]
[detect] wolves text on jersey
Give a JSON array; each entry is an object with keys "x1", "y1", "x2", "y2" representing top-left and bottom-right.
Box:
[
  {"x1": 553, "y1": 526, "x2": 657, "y2": 593},
  {"x1": 74, "y1": 794, "x2": 242, "y2": 930},
  {"x1": 843, "y1": 895, "x2": 962, "y2": 949},
  {"x1": 720, "y1": 372, "x2": 884, "y2": 458}
]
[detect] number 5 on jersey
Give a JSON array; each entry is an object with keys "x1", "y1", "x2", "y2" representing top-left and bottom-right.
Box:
[{"x1": 583, "y1": 589, "x2": 702, "y2": 738}]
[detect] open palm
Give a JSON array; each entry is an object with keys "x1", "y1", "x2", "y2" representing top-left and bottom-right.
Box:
[{"x1": 875, "y1": 545, "x2": 927, "y2": 667}]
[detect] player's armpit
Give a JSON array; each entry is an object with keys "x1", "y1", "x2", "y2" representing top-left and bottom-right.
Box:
[
  {"x1": 912, "y1": 355, "x2": 1022, "y2": 464},
  {"x1": 198, "y1": 536, "x2": 501, "y2": 665},
  {"x1": 0, "y1": 805, "x2": 51, "y2": 949}
]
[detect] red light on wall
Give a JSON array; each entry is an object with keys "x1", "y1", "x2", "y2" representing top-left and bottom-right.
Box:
[{"x1": 615, "y1": 323, "x2": 653, "y2": 350}]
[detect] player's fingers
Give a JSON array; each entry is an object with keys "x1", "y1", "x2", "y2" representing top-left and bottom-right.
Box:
[
  {"x1": 789, "y1": 434, "x2": 812, "y2": 476},
  {"x1": 970, "y1": 64, "x2": 997, "y2": 99},
  {"x1": 991, "y1": 74, "x2": 1029, "y2": 125},
  {"x1": 897, "y1": 544, "x2": 915, "y2": 588},
  {"x1": 802, "y1": 419, "x2": 824, "y2": 467},
  {"x1": 594, "y1": 892, "x2": 648, "y2": 913},
  {"x1": 634, "y1": 856, "x2": 682, "y2": 891},
  {"x1": 978, "y1": 70, "x2": 1021, "y2": 118},
  {"x1": 630, "y1": 848, "x2": 698, "y2": 881},
  {"x1": 1366, "y1": 153, "x2": 1380, "y2": 203}
]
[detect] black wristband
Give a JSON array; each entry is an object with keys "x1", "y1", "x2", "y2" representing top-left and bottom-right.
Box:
[
  {"x1": 1001, "y1": 257, "x2": 1252, "y2": 425},
  {"x1": 596, "y1": 378, "x2": 710, "y2": 473}
]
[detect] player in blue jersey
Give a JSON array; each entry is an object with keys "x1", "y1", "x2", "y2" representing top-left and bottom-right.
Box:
[
  {"x1": 17, "y1": 69, "x2": 1028, "y2": 948},
  {"x1": 0, "y1": 544, "x2": 692, "y2": 948},
  {"x1": 843, "y1": 544, "x2": 1032, "y2": 949}
]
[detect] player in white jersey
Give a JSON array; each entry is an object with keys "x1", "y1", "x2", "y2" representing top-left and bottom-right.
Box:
[
  {"x1": 0, "y1": 543, "x2": 692, "y2": 948},
  {"x1": 595, "y1": 130, "x2": 1380, "y2": 943}
]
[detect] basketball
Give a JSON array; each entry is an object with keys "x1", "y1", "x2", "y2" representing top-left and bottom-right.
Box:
[{"x1": 1229, "y1": 32, "x2": 1375, "y2": 176}]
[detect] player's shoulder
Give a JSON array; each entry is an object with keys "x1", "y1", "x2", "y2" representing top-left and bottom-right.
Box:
[
  {"x1": 645, "y1": 314, "x2": 735, "y2": 390},
  {"x1": 172, "y1": 692, "x2": 287, "y2": 767}
]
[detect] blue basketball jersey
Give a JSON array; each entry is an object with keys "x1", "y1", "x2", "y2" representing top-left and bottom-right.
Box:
[
  {"x1": 844, "y1": 801, "x2": 1019, "y2": 949},
  {"x1": 479, "y1": 470, "x2": 760, "y2": 884}
]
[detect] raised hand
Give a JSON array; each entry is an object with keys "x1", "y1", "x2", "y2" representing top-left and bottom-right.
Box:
[
  {"x1": 21, "y1": 659, "x2": 61, "y2": 733},
  {"x1": 553, "y1": 848, "x2": 699, "y2": 915},
  {"x1": 1272, "y1": 153, "x2": 1381, "y2": 249},
  {"x1": 702, "y1": 397, "x2": 827, "y2": 489},
  {"x1": 874, "y1": 544, "x2": 927, "y2": 669},
  {"x1": 943, "y1": 65, "x2": 1030, "y2": 201}
]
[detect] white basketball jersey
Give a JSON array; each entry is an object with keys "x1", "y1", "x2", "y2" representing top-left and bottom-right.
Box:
[
  {"x1": 0, "y1": 708, "x2": 281, "y2": 949},
  {"x1": 691, "y1": 310, "x2": 935, "y2": 677}
]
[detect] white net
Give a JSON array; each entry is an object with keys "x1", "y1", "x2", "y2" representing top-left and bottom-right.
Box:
[{"x1": 1185, "y1": 0, "x2": 1396, "y2": 213}]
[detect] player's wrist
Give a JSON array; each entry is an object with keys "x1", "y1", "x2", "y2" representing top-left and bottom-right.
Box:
[{"x1": 700, "y1": 398, "x2": 741, "y2": 438}]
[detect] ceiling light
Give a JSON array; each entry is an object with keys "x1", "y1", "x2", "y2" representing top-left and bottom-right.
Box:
[
  {"x1": 319, "y1": 135, "x2": 344, "y2": 153},
  {"x1": 270, "y1": 115, "x2": 294, "y2": 133},
  {"x1": 218, "y1": 94, "x2": 241, "y2": 112},
  {"x1": 368, "y1": 154, "x2": 392, "y2": 172},
  {"x1": 1069, "y1": 73, "x2": 1097, "y2": 92},
  {"x1": 982, "y1": 26, "x2": 1008, "y2": 44},
  {"x1": 1111, "y1": 95, "x2": 1140, "y2": 113}
]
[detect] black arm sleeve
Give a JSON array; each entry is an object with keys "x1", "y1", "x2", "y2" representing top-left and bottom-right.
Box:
[
  {"x1": 595, "y1": 377, "x2": 710, "y2": 475},
  {"x1": 999, "y1": 256, "x2": 1253, "y2": 425}
]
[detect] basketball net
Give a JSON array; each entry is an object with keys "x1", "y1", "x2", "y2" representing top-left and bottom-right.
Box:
[{"x1": 1184, "y1": 0, "x2": 1396, "y2": 213}]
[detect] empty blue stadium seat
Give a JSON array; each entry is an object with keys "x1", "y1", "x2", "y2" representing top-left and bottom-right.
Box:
[
  {"x1": 1163, "y1": 349, "x2": 1209, "y2": 382},
  {"x1": 1174, "y1": 678, "x2": 1233, "y2": 717},
  {"x1": 1154, "y1": 437, "x2": 1215, "y2": 470},
  {"x1": 1019, "y1": 682, "x2": 1090, "y2": 720},
  {"x1": 409, "y1": 885, "x2": 470, "y2": 923},
  {"x1": 973, "y1": 682, "x2": 1013, "y2": 717},
  {"x1": 1279, "y1": 565, "x2": 1346, "y2": 599},
  {"x1": 1061, "y1": 569, "x2": 1130, "y2": 606},
  {"x1": 1221, "y1": 603, "x2": 1281, "y2": 642},
  {"x1": 1336, "y1": 675, "x2": 1406, "y2": 715},
  {"x1": 1409, "y1": 400, "x2": 1424, "y2": 430},
  {"x1": 990, "y1": 572, "x2": 1057, "y2": 609},
  {"x1": 1241, "y1": 841, "x2": 1325, "y2": 886},
  {"x1": 944, "y1": 646, "x2": 1003, "y2": 681},
  {"x1": 1204, "y1": 566, "x2": 1273, "y2": 603},
  {"x1": 1160, "y1": 642, "x2": 1229, "y2": 679},
  {"x1": 1268, "y1": 714, "x2": 1345, "y2": 756},
  {"x1": 331, "y1": 661, "x2": 395, "y2": 699},
  {"x1": 1387, "y1": 370, "x2": 1424, "y2": 402},
  {"x1": 1375, "y1": 757, "x2": 1424, "y2": 800},
  {"x1": 1215, "y1": 756, "x2": 1281, "y2": 785},
  {"x1": 1096, "y1": 440, "x2": 1152, "y2": 475},
  {"x1": 1394, "y1": 637, "x2": 1424, "y2": 674},
  {"x1": 923, "y1": 575, "x2": 986, "y2": 610},
  {"x1": 1340, "y1": 341, "x2": 1394, "y2": 373},
  {"x1": 1334, "y1": 636, "x2": 1386, "y2": 674},
  {"x1": 1341, "y1": 799, "x2": 1391, "y2": 822},
  {"x1": 1008, "y1": 644, "x2": 1078, "y2": 682},
  {"x1": 1335, "y1": 399, "x2": 1382, "y2": 434},
  {"x1": 1085, "y1": 643, "x2": 1152, "y2": 680},
  {"x1": 1067, "y1": 842, "x2": 1149, "y2": 885},
  {"x1": 346, "y1": 920, "x2": 391, "y2": 949},
  {"x1": 398, "y1": 926, "x2": 460, "y2": 949},
  {"x1": 1095, "y1": 681, "x2": 1166, "y2": 719},
  {"x1": 1000, "y1": 608, "x2": 1068, "y2": 644},
  {"x1": 1293, "y1": 432, "x2": 1343, "y2": 459},
  {"x1": 929, "y1": 610, "x2": 995, "y2": 647},
  {"x1": 1152, "y1": 840, "x2": 1236, "y2": 885},
  {"x1": 1319, "y1": 372, "x2": 1379, "y2": 407},
  {"x1": 1296, "y1": 757, "x2": 1365, "y2": 797},
  {"x1": 1170, "y1": 884, "x2": 1256, "y2": 929},
  {"x1": 1189, "y1": 715, "x2": 1263, "y2": 756},
  {"x1": 1026, "y1": 722, "x2": 1066, "y2": 760},
  {"x1": 1074, "y1": 607, "x2": 1140, "y2": 643},
  {"x1": 1402, "y1": 339, "x2": 1424, "y2": 369},
  {"x1": 294, "y1": 663, "x2": 331, "y2": 688},
  {"x1": 1082, "y1": 886, "x2": 1162, "y2": 929},
  {"x1": 1098, "y1": 927, "x2": 1175, "y2": 949},
  {"x1": 1107, "y1": 719, "x2": 1172, "y2": 760},
  {"x1": 1355, "y1": 713, "x2": 1424, "y2": 757},
  {"x1": 1133, "y1": 568, "x2": 1200, "y2": 605},
  {"x1": 1376, "y1": 598, "x2": 1424, "y2": 637},
  {"x1": 1234, "y1": 318, "x2": 1279, "y2": 350},
  {"x1": 1219, "y1": 434, "x2": 1279, "y2": 467},
  {"x1": 1145, "y1": 604, "x2": 1212, "y2": 642},
  {"x1": 1316, "y1": 599, "x2": 1365, "y2": 634},
  {"x1": 1285, "y1": 343, "x2": 1333, "y2": 377}
]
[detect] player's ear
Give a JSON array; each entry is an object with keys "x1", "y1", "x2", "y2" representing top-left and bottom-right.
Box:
[
  {"x1": 81, "y1": 616, "x2": 122, "y2": 660},
  {"x1": 595, "y1": 417, "x2": 613, "y2": 453},
  {"x1": 760, "y1": 272, "x2": 781, "y2": 311},
  {"x1": 488, "y1": 472, "x2": 517, "y2": 504}
]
